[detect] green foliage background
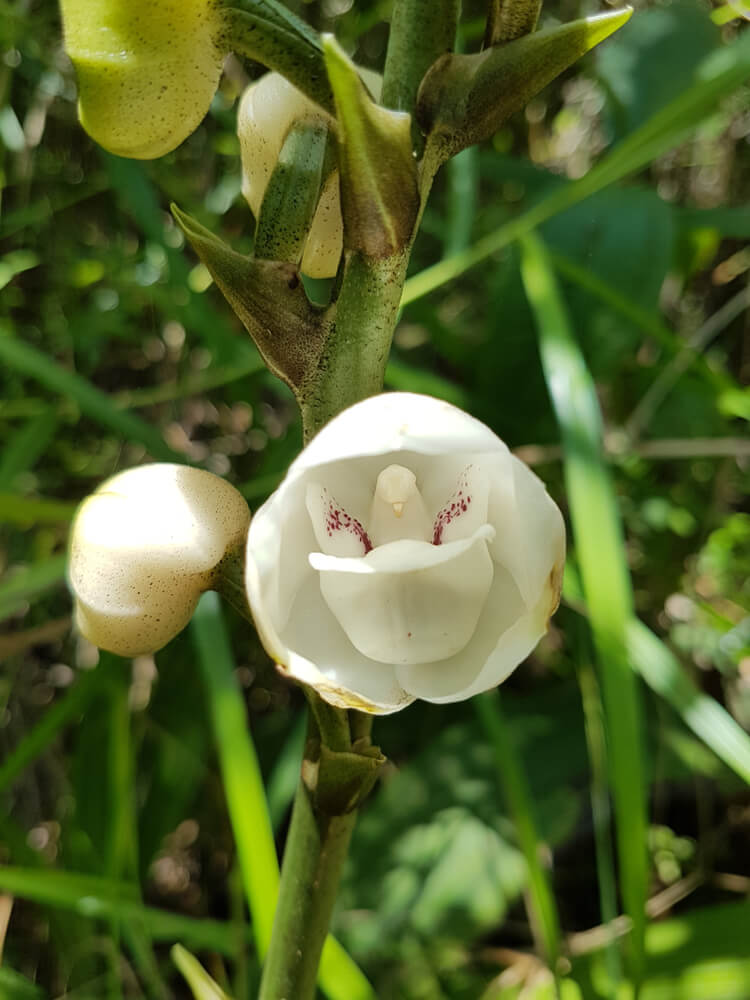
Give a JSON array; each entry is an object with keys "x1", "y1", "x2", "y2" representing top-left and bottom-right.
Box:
[{"x1": 1, "y1": 0, "x2": 749, "y2": 997}]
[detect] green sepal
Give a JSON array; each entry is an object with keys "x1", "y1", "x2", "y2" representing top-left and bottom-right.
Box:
[
  {"x1": 255, "y1": 119, "x2": 331, "y2": 266},
  {"x1": 312, "y1": 742, "x2": 386, "y2": 816},
  {"x1": 323, "y1": 36, "x2": 419, "y2": 258},
  {"x1": 171, "y1": 204, "x2": 327, "y2": 392},
  {"x1": 418, "y1": 7, "x2": 633, "y2": 161},
  {"x1": 223, "y1": 5, "x2": 333, "y2": 114}
]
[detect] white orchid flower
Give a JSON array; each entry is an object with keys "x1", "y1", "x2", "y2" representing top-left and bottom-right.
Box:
[
  {"x1": 68, "y1": 464, "x2": 250, "y2": 657},
  {"x1": 245, "y1": 393, "x2": 565, "y2": 714}
]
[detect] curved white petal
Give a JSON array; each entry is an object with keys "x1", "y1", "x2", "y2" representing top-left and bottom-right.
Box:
[
  {"x1": 293, "y1": 393, "x2": 511, "y2": 477},
  {"x1": 278, "y1": 575, "x2": 414, "y2": 713},
  {"x1": 314, "y1": 529, "x2": 494, "y2": 664},
  {"x1": 485, "y1": 454, "x2": 565, "y2": 610}
]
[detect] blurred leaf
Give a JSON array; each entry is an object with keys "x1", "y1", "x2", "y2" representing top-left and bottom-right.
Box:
[
  {"x1": 572, "y1": 900, "x2": 750, "y2": 999},
  {"x1": 0, "y1": 555, "x2": 67, "y2": 622},
  {"x1": 404, "y1": 26, "x2": 750, "y2": 305},
  {"x1": 0, "y1": 666, "x2": 105, "y2": 794},
  {"x1": 597, "y1": 0, "x2": 720, "y2": 136},
  {"x1": 0, "y1": 250, "x2": 39, "y2": 291},
  {"x1": 0, "y1": 867, "x2": 246, "y2": 955},
  {"x1": 0, "y1": 492, "x2": 76, "y2": 525},
  {"x1": 0, "y1": 331, "x2": 185, "y2": 464},
  {"x1": 342, "y1": 687, "x2": 586, "y2": 960},
  {"x1": 0, "y1": 966, "x2": 45, "y2": 999}
]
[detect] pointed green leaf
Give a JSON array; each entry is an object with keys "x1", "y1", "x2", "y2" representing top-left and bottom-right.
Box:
[
  {"x1": 417, "y1": 8, "x2": 632, "y2": 159},
  {"x1": 171, "y1": 204, "x2": 327, "y2": 392},
  {"x1": 224, "y1": 6, "x2": 333, "y2": 114},
  {"x1": 323, "y1": 36, "x2": 419, "y2": 257}
]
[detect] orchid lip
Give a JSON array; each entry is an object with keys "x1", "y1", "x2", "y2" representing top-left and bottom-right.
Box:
[{"x1": 308, "y1": 524, "x2": 495, "y2": 575}]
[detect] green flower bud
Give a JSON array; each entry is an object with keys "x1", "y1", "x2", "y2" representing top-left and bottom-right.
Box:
[{"x1": 60, "y1": 0, "x2": 226, "y2": 159}]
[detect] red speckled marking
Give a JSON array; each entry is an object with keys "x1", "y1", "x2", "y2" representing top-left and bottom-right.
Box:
[
  {"x1": 322, "y1": 488, "x2": 372, "y2": 553},
  {"x1": 432, "y1": 466, "x2": 473, "y2": 545}
]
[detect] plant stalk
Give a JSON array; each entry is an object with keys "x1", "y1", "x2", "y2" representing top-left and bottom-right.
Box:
[{"x1": 256, "y1": 770, "x2": 358, "y2": 1000}]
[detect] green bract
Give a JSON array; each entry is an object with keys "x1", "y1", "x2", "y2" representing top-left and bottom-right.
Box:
[{"x1": 61, "y1": 0, "x2": 225, "y2": 158}]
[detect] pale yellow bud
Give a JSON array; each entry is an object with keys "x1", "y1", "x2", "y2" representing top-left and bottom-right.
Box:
[
  {"x1": 61, "y1": 0, "x2": 225, "y2": 159},
  {"x1": 68, "y1": 464, "x2": 250, "y2": 656}
]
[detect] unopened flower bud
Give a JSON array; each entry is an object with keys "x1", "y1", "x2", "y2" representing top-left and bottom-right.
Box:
[
  {"x1": 60, "y1": 0, "x2": 226, "y2": 159},
  {"x1": 238, "y1": 70, "x2": 381, "y2": 279},
  {"x1": 68, "y1": 464, "x2": 250, "y2": 656}
]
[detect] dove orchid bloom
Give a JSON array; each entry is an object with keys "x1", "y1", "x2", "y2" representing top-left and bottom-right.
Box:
[{"x1": 245, "y1": 393, "x2": 565, "y2": 714}]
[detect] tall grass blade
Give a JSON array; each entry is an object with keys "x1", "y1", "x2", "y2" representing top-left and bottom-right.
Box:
[
  {"x1": 474, "y1": 690, "x2": 562, "y2": 972},
  {"x1": 190, "y1": 593, "x2": 279, "y2": 958},
  {"x1": 519, "y1": 231, "x2": 648, "y2": 983}
]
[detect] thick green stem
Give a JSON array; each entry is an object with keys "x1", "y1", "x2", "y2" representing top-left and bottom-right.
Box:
[
  {"x1": 382, "y1": 0, "x2": 460, "y2": 150},
  {"x1": 300, "y1": 251, "x2": 408, "y2": 440},
  {"x1": 257, "y1": 769, "x2": 358, "y2": 1000}
]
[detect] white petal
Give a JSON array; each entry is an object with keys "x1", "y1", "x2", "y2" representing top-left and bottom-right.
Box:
[
  {"x1": 278, "y1": 574, "x2": 414, "y2": 713},
  {"x1": 432, "y1": 463, "x2": 490, "y2": 544},
  {"x1": 395, "y1": 557, "x2": 564, "y2": 703},
  {"x1": 238, "y1": 74, "x2": 324, "y2": 218},
  {"x1": 312, "y1": 529, "x2": 494, "y2": 664},
  {"x1": 301, "y1": 170, "x2": 343, "y2": 279},
  {"x1": 292, "y1": 393, "x2": 510, "y2": 477},
  {"x1": 394, "y1": 565, "x2": 526, "y2": 699},
  {"x1": 305, "y1": 482, "x2": 371, "y2": 556}
]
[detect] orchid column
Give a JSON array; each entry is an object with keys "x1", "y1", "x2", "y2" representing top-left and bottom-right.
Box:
[{"x1": 59, "y1": 0, "x2": 632, "y2": 996}]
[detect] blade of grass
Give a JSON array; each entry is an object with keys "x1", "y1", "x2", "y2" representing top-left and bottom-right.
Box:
[
  {"x1": 0, "y1": 330, "x2": 186, "y2": 463},
  {"x1": 0, "y1": 554, "x2": 67, "y2": 621},
  {"x1": 0, "y1": 492, "x2": 77, "y2": 525},
  {"x1": 190, "y1": 593, "x2": 375, "y2": 1000},
  {"x1": 548, "y1": 250, "x2": 744, "y2": 408},
  {"x1": 573, "y1": 622, "x2": 622, "y2": 990},
  {"x1": 519, "y1": 231, "x2": 648, "y2": 984},
  {"x1": 403, "y1": 30, "x2": 750, "y2": 306},
  {"x1": 0, "y1": 410, "x2": 58, "y2": 486},
  {"x1": 0, "y1": 867, "x2": 246, "y2": 955},
  {"x1": 563, "y1": 565, "x2": 750, "y2": 786},
  {"x1": 474, "y1": 690, "x2": 562, "y2": 973},
  {"x1": 103, "y1": 654, "x2": 169, "y2": 1000},
  {"x1": 0, "y1": 667, "x2": 105, "y2": 793},
  {"x1": 190, "y1": 593, "x2": 279, "y2": 958}
]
